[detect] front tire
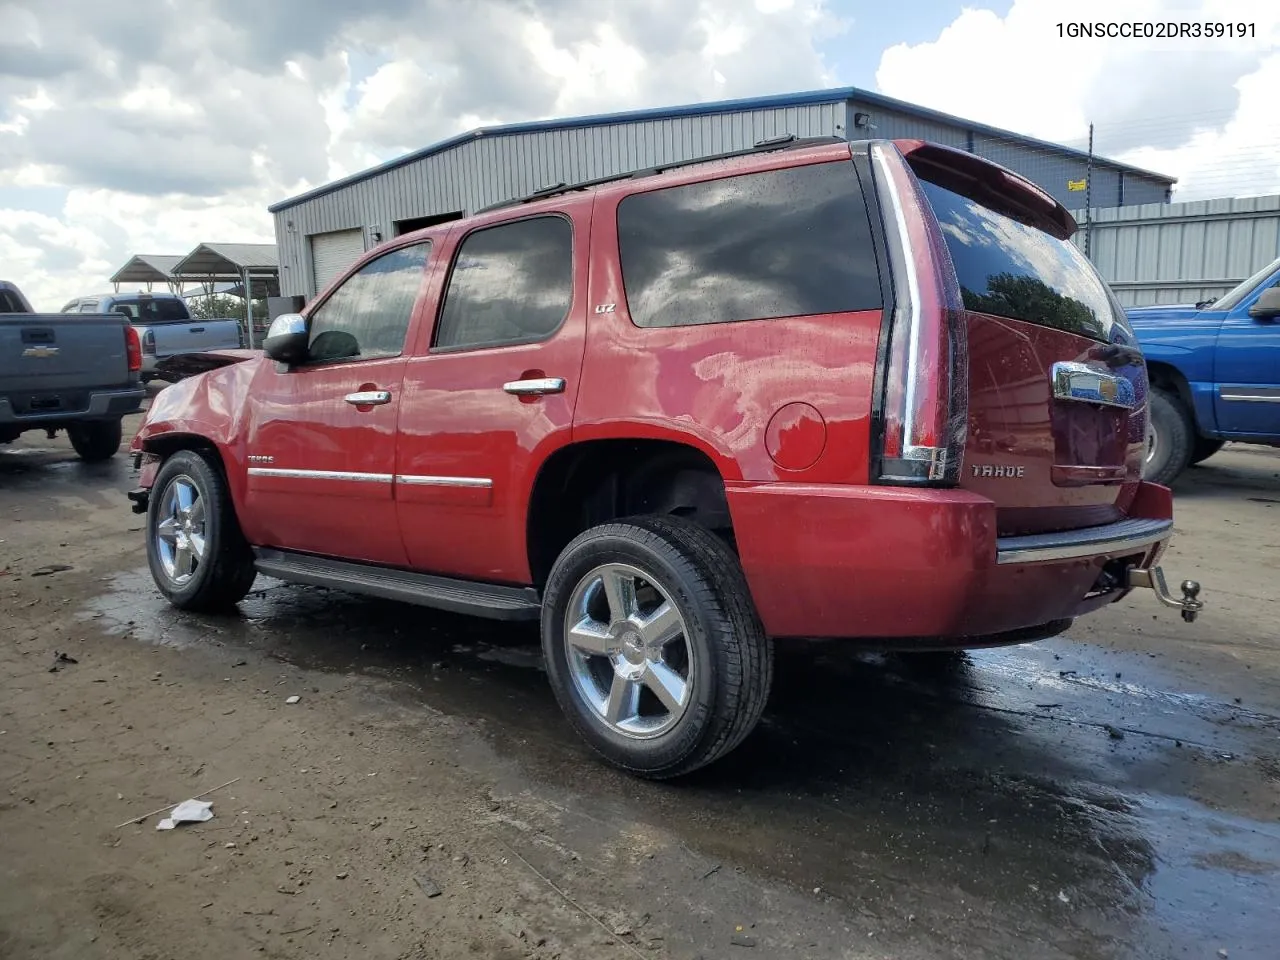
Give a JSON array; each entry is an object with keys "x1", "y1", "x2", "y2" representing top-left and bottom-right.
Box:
[
  {"x1": 1144, "y1": 388, "x2": 1193, "y2": 486},
  {"x1": 146, "y1": 450, "x2": 256, "y2": 611},
  {"x1": 541, "y1": 515, "x2": 772, "y2": 779},
  {"x1": 68, "y1": 419, "x2": 122, "y2": 462}
]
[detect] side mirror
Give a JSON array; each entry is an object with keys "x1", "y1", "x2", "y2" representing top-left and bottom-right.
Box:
[
  {"x1": 1248, "y1": 287, "x2": 1280, "y2": 322},
  {"x1": 263, "y1": 313, "x2": 309, "y2": 364}
]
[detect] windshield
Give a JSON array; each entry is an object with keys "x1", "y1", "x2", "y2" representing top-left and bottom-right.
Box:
[
  {"x1": 111, "y1": 297, "x2": 190, "y2": 323},
  {"x1": 918, "y1": 175, "x2": 1129, "y2": 343},
  {"x1": 1212, "y1": 257, "x2": 1280, "y2": 312}
]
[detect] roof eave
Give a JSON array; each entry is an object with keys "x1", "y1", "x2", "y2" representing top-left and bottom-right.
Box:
[{"x1": 268, "y1": 85, "x2": 1176, "y2": 214}]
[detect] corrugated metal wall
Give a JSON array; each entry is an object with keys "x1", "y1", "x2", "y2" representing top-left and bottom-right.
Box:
[
  {"x1": 274, "y1": 101, "x2": 846, "y2": 297},
  {"x1": 273, "y1": 96, "x2": 1176, "y2": 298},
  {"x1": 1071, "y1": 194, "x2": 1280, "y2": 306}
]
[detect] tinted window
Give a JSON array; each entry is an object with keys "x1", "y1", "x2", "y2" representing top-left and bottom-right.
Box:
[
  {"x1": 307, "y1": 242, "x2": 430, "y2": 363},
  {"x1": 79, "y1": 301, "x2": 100, "y2": 313},
  {"x1": 1, "y1": 291, "x2": 27, "y2": 313},
  {"x1": 108, "y1": 297, "x2": 189, "y2": 322},
  {"x1": 616, "y1": 162, "x2": 881, "y2": 328},
  {"x1": 919, "y1": 177, "x2": 1124, "y2": 342},
  {"x1": 434, "y1": 217, "x2": 573, "y2": 350}
]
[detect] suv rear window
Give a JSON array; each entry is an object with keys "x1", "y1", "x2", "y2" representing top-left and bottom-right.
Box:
[
  {"x1": 109, "y1": 297, "x2": 190, "y2": 323},
  {"x1": 617, "y1": 161, "x2": 882, "y2": 328},
  {"x1": 918, "y1": 176, "x2": 1125, "y2": 342}
]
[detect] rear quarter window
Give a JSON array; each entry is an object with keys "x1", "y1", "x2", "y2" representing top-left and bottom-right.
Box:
[
  {"x1": 616, "y1": 161, "x2": 882, "y2": 328},
  {"x1": 919, "y1": 177, "x2": 1124, "y2": 342}
]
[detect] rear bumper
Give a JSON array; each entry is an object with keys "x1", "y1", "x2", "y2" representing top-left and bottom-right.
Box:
[
  {"x1": 727, "y1": 480, "x2": 1174, "y2": 642},
  {"x1": 996, "y1": 517, "x2": 1171, "y2": 565},
  {"x1": 0, "y1": 386, "x2": 145, "y2": 425}
]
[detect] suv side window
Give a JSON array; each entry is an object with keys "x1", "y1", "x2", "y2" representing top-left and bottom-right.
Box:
[
  {"x1": 306, "y1": 242, "x2": 431, "y2": 364},
  {"x1": 433, "y1": 216, "x2": 573, "y2": 351},
  {"x1": 60, "y1": 300, "x2": 79, "y2": 312},
  {"x1": 79, "y1": 300, "x2": 100, "y2": 313},
  {"x1": 617, "y1": 161, "x2": 882, "y2": 328}
]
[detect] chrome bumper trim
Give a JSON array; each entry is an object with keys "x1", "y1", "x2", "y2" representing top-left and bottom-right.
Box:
[{"x1": 996, "y1": 517, "x2": 1172, "y2": 565}]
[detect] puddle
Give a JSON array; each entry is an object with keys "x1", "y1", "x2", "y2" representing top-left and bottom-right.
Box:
[{"x1": 83, "y1": 566, "x2": 1280, "y2": 959}]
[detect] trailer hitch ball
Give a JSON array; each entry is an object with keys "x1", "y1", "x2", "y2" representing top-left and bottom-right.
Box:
[
  {"x1": 1125, "y1": 567, "x2": 1204, "y2": 623},
  {"x1": 1180, "y1": 580, "x2": 1202, "y2": 623}
]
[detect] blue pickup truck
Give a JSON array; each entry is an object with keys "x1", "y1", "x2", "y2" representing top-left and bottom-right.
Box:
[{"x1": 1128, "y1": 255, "x2": 1280, "y2": 484}]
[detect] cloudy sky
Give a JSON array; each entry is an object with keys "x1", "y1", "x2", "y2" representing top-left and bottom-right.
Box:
[{"x1": 2, "y1": 0, "x2": 1278, "y2": 309}]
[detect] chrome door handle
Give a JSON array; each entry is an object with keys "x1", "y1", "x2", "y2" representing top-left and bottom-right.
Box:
[
  {"x1": 503, "y1": 377, "x2": 565, "y2": 396},
  {"x1": 1051, "y1": 362, "x2": 1135, "y2": 410},
  {"x1": 345, "y1": 390, "x2": 392, "y2": 406}
]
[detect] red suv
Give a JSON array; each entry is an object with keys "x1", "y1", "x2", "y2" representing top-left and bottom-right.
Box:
[{"x1": 128, "y1": 136, "x2": 1202, "y2": 777}]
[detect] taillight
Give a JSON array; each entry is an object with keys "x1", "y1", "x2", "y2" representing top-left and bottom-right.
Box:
[
  {"x1": 125, "y1": 325, "x2": 142, "y2": 373},
  {"x1": 141, "y1": 328, "x2": 156, "y2": 355},
  {"x1": 869, "y1": 142, "x2": 968, "y2": 485}
]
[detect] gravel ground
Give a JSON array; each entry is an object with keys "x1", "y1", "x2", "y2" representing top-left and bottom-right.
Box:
[{"x1": 2, "y1": 410, "x2": 1278, "y2": 960}]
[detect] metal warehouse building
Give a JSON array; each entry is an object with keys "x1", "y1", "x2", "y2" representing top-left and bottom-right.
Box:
[{"x1": 269, "y1": 86, "x2": 1176, "y2": 302}]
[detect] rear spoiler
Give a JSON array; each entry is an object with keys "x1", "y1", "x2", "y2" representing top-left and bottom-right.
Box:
[
  {"x1": 893, "y1": 139, "x2": 1078, "y2": 241},
  {"x1": 154, "y1": 348, "x2": 260, "y2": 382}
]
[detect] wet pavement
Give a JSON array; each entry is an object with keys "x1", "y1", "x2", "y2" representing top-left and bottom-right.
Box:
[
  {"x1": 5, "y1": 425, "x2": 1280, "y2": 959},
  {"x1": 78, "y1": 562, "x2": 1280, "y2": 959}
]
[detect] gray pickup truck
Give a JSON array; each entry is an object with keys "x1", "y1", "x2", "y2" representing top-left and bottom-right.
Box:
[
  {"x1": 1, "y1": 280, "x2": 146, "y2": 461},
  {"x1": 60, "y1": 292, "x2": 243, "y2": 384}
]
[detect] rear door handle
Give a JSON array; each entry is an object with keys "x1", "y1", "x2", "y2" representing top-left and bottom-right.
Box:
[
  {"x1": 345, "y1": 390, "x2": 392, "y2": 406},
  {"x1": 503, "y1": 377, "x2": 565, "y2": 396},
  {"x1": 190, "y1": 326, "x2": 205, "y2": 333},
  {"x1": 1051, "y1": 362, "x2": 1135, "y2": 410}
]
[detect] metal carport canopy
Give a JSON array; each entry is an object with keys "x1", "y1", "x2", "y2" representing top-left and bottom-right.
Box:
[
  {"x1": 109, "y1": 254, "x2": 185, "y2": 291},
  {"x1": 170, "y1": 243, "x2": 282, "y2": 348}
]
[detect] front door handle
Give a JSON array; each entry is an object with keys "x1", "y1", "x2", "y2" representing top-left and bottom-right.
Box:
[
  {"x1": 345, "y1": 390, "x2": 392, "y2": 406},
  {"x1": 503, "y1": 377, "x2": 565, "y2": 397}
]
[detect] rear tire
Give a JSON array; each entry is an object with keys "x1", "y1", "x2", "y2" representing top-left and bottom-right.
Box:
[
  {"x1": 541, "y1": 515, "x2": 772, "y2": 779},
  {"x1": 146, "y1": 450, "x2": 256, "y2": 611},
  {"x1": 67, "y1": 419, "x2": 122, "y2": 462},
  {"x1": 1144, "y1": 388, "x2": 1193, "y2": 486},
  {"x1": 1190, "y1": 437, "x2": 1224, "y2": 466}
]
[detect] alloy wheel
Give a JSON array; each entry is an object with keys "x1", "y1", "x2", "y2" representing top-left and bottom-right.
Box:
[
  {"x1": 154, "y1": 475, "x2": 206, "y2": 585},
  {"x1": 563, "y1": 563, "x2": 694, "y2": 739}
]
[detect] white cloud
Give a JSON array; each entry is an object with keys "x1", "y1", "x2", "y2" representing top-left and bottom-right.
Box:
[
  {"x1": 1, "y1": 0, "x2": 840, "y2": 307},
  {"x1": 6, "y1": 0, "x2": 1279, "y2": 311},
  {"x1": 875, "y1": 0, "x2": 1280, "y2": 201}
]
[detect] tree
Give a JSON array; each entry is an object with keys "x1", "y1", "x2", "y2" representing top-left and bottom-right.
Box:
[{"x1": 188, "y1": 294, "x2": 248, "y2": 321}]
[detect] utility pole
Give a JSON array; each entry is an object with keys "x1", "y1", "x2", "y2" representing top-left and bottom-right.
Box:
[{"x1": 1084, "y1": 122, "x2": 1094, "y2": 258}]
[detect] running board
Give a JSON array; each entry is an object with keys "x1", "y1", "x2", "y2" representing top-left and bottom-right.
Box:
[{"x1": 253, "y1": 548, "x2": 542, "y2": 622}]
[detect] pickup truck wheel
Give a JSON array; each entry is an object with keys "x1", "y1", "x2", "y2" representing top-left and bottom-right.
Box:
[
  {"x1": 1144, "y1": 388, "x2": 1193, "y2": 486},
  {"x1": 67, "y1": 419, "x2": 122, "y2": 462},
  {"x1": 1190, "y1": 437, "x2": 1225, "y2": 465},
  {"x1": 146, "y1": 450, "x2": 256, "y2": 611},
  {"x1": 541, "y1": 515, "x2": 772, "y2": 779}
]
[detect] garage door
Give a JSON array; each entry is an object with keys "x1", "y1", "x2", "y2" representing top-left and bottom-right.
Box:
[{"x1": 310, "y1": 228, "x2": 366, "y2": 296}]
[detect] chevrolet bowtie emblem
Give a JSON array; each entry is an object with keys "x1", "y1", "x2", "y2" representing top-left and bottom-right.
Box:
[{"x1": 22, "y1": 346, "x2": 59, "y2": 358}]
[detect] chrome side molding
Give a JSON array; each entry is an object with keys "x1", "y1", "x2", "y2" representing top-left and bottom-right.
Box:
[{"x1": 1051, "y1": 361, "x2": 1135, "y2": 410}]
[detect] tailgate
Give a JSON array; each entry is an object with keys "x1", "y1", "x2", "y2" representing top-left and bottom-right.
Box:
[
  {"x1": 150, "y1": 318, "x2": 242, "y2": 357},
  {"x1": 0, "y1": 315, "x2": 131, "y2": 396},
  {"x1": 905, "y1": 146, "x2": 1146, "y2": 536}
]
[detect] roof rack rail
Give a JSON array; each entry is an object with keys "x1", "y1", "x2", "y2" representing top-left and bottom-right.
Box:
[{"x1": 474, "y1": 133, "x2": 846, "y2": 215}]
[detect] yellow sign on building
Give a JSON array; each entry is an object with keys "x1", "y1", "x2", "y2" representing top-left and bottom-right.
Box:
[{"x1": 1067, "y1": 178, "x2": 1087, "y2": 191}]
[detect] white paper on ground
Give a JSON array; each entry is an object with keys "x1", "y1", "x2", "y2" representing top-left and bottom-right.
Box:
[{"x1": 156, "y1": 799, "x2": 214, "y2": 830}]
